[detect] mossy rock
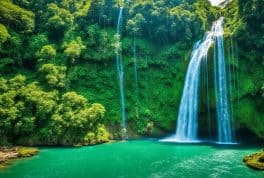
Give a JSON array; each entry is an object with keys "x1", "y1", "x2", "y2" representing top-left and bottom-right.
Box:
[
  {"x1": 18, "y1": 147, "x2": 39, "y2": 158},
  {"x1": 243, "y1": 150, "x2": 264, "y2": 170},
  {"x1": 73, "y1": 144, "x2": 82, "y2": 148}
]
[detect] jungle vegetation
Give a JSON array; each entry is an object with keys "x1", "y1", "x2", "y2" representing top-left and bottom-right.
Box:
[{"x1": 0, "y1": 0, "x2": 263, "y2": 146}]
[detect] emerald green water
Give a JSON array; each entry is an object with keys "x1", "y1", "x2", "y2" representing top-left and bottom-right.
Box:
[{"x1": 0, "y1": 140, "x2": 263, "y2": 178}]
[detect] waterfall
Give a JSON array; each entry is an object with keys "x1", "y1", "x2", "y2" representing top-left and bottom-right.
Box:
[
  {"x1": 174, "y1": 24, "x2": 216, "y2": 142},
  {"x1": 208, "y1": 0, "x2": 232, "y2": 7},
  {"x1": 202, "y1": 54, "x2": 211, "y2": 138},
  {"x1": 115, "y1": 7, "x2": 127, "y2": 133},
  {"x1": 162, "y1": 17, "x2": 234, "y2": 143},
  {"x1": 164, "y1": 20, "x2": 218, "y2": 142},
  {"x1": 213, "y1": 17, "x2": 233, "y2": 143},
  {"x1": 208, "y1": 0, "x2": 226, "y2": 6}
]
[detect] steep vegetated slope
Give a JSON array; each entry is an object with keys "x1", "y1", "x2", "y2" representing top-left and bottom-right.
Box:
[{"x1": 0, "y1": 0, "x2": 263, "y2": 145}]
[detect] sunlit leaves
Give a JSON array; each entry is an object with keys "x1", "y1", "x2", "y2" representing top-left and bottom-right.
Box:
[
  {"x1": 126, "y1": 13, "x2": 146, "y2": 36},
  {"x1": 0, "y1": 75, "x2": 107, "y2": 145},
  {"x1": 37, "y1": 44, "x2": 57, "y2": 63},
  {"x1": 0, "y1": 24, "x2": 10, "y2": 45},
  {"x1": 0, "y1": 0, "x2": 34, "y2": 33},
  {"x1": 46, "y1": 3, "x2": 73, "y2": 38},
  {"x1": 39, "y1": 64, "x2": 66, "y2": 88},
  {"x1": 64, "y1": 37, "x2": 85, "y2": 64}
]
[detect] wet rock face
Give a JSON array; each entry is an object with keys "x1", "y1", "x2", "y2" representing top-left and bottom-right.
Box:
[{"x1": 243, "y1": 150, "x2": 264, "y2": 170}]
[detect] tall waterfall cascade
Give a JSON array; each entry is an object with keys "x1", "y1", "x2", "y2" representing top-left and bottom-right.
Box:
[
  {"x1": 115, "y1": 7, "x2": 127, "y2": 134},
  {"x1": 213, "y1": 17, "x2": 233, "y2": 143},
  {"x1": 162, "y1": 17, "x2": 234, "y2": 144},
  {"x1": 174, "y1": 19, "x2": 219, "y2": 142}
]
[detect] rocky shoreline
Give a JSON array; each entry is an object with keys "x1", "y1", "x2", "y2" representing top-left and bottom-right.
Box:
[
  {"x1": 0, "y1": 147, "x2": 38, "y2": 167},
  {"x1": 243, "y1": 150, "x2": 264, "y2": 170}
]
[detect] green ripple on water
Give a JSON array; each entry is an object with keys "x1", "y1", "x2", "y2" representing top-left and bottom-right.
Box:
[{"x1": 0, "y1": 140, "x2": 263, "y2": 178}]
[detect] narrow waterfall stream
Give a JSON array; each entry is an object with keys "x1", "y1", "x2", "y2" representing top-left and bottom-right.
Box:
[
  {"x1": 115, "y1": 7, "x2": 127, "y2": 134},
  {"x1": 213, "y1": 17, "x2": 233, "y2": 143}
]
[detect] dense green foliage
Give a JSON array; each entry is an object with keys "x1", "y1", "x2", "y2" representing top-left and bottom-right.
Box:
[
  {"x1": 0, "y1": 0, "x2": 263, "y2": 145},
  {"x1": 0, "y1": 0, "x2": 34, "y2": 33},
  {"x1": 0, "y1": 23, "x2": 10, "y2": 45},
  {"x1": 222, "y1": 0, "x2": 264, "y2": 139},
  {"x1": 0, "y1": 75, "x2": 108, "y2": 145}
]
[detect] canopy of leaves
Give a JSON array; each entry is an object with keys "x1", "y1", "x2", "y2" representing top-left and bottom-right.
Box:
[
  {"x1": 0, "y1": 75, "x2": 108, "y2": 145},
  {"x1": 39, "y1": 64, "x2": 66, "y2": 89},
  {"x1": 37, "y1": 44, "x2": 57, "y2": 63},
  {"x1": 0, "y1": 0, "x2": 35, "y2": 33},
  {"x1": 0, "y1": 23, "x2": 10, "y2": 44}
]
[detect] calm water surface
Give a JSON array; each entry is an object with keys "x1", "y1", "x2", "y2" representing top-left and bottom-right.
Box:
[{"x1": 0, "y1": 140, "x2": 263, "y2": 178}]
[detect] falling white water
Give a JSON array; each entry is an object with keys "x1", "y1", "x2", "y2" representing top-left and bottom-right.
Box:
[
  {"x1": 172, "y1": 20, "x2": 221, "y2": 142},
  {"x1": 174, "y1": 26, "x2": 215, "y2": 142},
  {"x1": 208, "y1": 0, "x2": 232, "y2": 7},
  {"x1": 208, "y1": 0, "x2": 226, "y2": 6},
  {"x1": 115, "y1": 7, "x2": 126, "y2": 132},
  {"x1": 162, "y1": 17, "x2": 234, "y2": 143},
  {"x1": 213, "y1": 17, "x2": 233, "y2": 143}
]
